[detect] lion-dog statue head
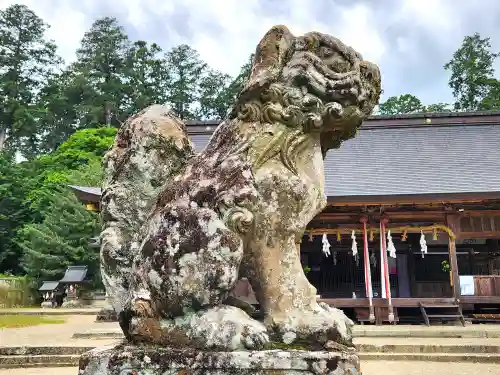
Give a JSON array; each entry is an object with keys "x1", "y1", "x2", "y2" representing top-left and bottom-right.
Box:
[{"x1": 230, "y1": 25, "x2": 381, "y2": 160}]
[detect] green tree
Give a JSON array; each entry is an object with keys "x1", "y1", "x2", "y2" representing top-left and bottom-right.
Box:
[
  {"x1": 164, "y1": 44, "x2": 207, "y2": 119},
  {"x1": 478, "y1": 78, "x2": 500, "y2": 110},
  {"x1": 122, "y1": 40, "x2": 168, "y2": 117},
  {"x1": 26, "y1": 127, "x2": 116, "y2": 213},
  {"x1": 13, "y1": 127, "x2": 114, "y2": 282},
  {"x1": 71, "y1": 17, "x2": 130, "y2": 128},
  {"x1": 444, "y1": 33, "x2": 500, "y2": 111},
  {"x1": 17, "y1": 184, "x2": 100, "y2": 285},
  {"x1": 378, "y1": 94, "x2": 425, "y2": 115},
  {"x1": 0, "y1": 4, "x2": 61, "y2": 154},
  {"x1": 226, "y1": 53, "x2": 254, "y2": 102},
  {"x1": 35, "y1": 70, "x2": 83, "y2": 153},
  {"x1": 0, "y1": 153, "x2": 37, "y2": 274},
  {"x1": 424, "y1": 103, "x2": 452, "y2": 113},
  {"x1": 197, "y1": 69, "x2": 233, "y2": 119}
]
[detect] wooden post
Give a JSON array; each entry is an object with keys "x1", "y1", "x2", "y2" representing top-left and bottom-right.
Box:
[
  {"x1": 360, "y1": 216, "x2": 375, "y2": 322},
  {"x1": 380, "y1": 216, "x2": 395, "y2": 323},
  {"x1": 446, "y1": 214, "x2": 461, "y2": 300}
]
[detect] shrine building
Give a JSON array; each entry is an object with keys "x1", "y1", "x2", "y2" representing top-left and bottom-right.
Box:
[{"x1": 70, "y1": 110, "x2": 500, "y2": 324}]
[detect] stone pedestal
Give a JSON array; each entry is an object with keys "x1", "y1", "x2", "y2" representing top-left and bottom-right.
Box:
[
  {"x1": 61, "y1": 296, "x2": 83, "y2": 308},
  {"x1": 79, "y1": 344, "x2": 361, "y2": 375},
  {"x1": 95, "y1": 294, "x2": 118, "y2": 322},
  {"x1": 40, "y1": 301, "x2": 54, "y2": 308},
  {"x1": 95, "y1": 306, "x2": 118, "y2": 322}
]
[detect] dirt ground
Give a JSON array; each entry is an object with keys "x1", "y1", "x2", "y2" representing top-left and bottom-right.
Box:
[
  {"x1": 2, "y1": 316, "x2": 500, "y2": 374},
  {"x1": 0, "y1": 314, "x2": 116, "y2": 346}
]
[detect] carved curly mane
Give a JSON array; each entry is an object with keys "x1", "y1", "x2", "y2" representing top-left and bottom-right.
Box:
[{"x1": 225, "y1": 26, "x2": 381, "y2": 172}]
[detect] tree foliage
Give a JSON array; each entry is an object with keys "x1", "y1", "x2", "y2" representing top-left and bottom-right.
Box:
[
  {"x1": 0, "y1": 4, "x2": 61, "y2": 155},
  {"x1": 0, "y1": 153, "x2": 37, "y2": 273},
  {"x1": 17, "y1": 184, "x2": 100, "y2": 285},
  {"x1": 8, "y1": 5, "x2": 500, "y2": 284},
  {"x1": 378, "y1": 94, "x2": 453, "y2": 115},
  {"x1": 71, "y1": 17, "x2": 130, "y2": 128},
  {"x1": 378, "y1": 94, "x2": 425, "y2": 115},
  {"x1": 445, "y1": 33, "x2": 500, "y2": 111}
]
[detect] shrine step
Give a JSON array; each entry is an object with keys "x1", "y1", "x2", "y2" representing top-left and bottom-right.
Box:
[
  {"x1": 357, "y1": 343, "x2": 500, "y2": 354},
  {"x1": 0, "y1": 346, "x2": 93, "y2": 356},
  {"x1": 0, "y1": 354, "x2": 80, "y2": 369},
  {"x1": 72, "y1": 325, "x2": 500, "y2": 339},
  {"x1": 359, "y1": 352, "x2": 500, "y2": 363}
]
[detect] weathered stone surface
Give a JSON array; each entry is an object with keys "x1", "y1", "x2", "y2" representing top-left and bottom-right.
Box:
[
  {"x1": 62, "y1": 298, "x2": 84, "y2": 309},
  {"x1": 78, "y1": 344, "x2": 361, "y2": 375},
  {"x1": 96, "y1": 306, "x2": 118, "y2": 322},
  {"x1": 100, "y1": 105, "x2": 195, "y2": 315},
  {"x1": 99, "y1": 24, "x2": 381, "y2": 353}
]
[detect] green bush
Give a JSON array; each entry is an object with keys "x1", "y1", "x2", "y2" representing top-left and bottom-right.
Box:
[{"x1": 0, "y1": 276, "x2": 38, "y2": 308}]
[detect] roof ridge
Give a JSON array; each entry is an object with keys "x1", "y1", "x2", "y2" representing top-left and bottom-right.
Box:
[{"x1": 183, "y1": 110, "x2": 500, "y2": 127}]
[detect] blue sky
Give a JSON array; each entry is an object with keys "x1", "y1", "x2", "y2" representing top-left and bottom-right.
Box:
[{"x1": 3, "y1": 0, "x2": 500, "y2": 106}]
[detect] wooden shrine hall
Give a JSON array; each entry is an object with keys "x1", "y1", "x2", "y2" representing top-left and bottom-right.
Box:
[{"x1": 71, "y1": 110, "x2": 500, "y2": 324}]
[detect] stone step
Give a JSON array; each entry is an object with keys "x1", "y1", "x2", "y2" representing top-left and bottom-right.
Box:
[
  {"x1": 72, "y1": 326, "x2": 500, "y2": 340},
  {"x1": 0, "y1": 354, "x2": 79, "y2": 368},
  {"x1": 5, "y1": 343, "x2": 500, "y2": 356},
  {"x1": 355, "y1": 327, "x2": 500, "y2": 338},
  {"x1": 0, "y1": 309, "x2": 100, "y2": 316},
  {"x1": 3, "y1": 352, "x2": 500, "y2": 369},
  {"x1": 359, "y1": 352, "x2": 500, "y2": 363},
  {"x1": 0, "y1": 347, "x2": 93, "y2": 356},
  {"x1": 357, "y1": 343, "x2": 500, "y2": 354},
  {"x1": 3, "y1": 345, "x2": 500, "y2": 369}
]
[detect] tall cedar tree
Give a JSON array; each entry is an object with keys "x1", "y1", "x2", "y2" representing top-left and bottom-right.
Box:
[
  {"x1": 164, "y1": 44, "x2": 207, "y2": 120},
  {"x1": 71, "y1": 17, "x2": 130, "y2": 128},
  {"x1": 122, "y1": 40, "x2": 169, "y2": 118},
  {"x1": 0, "y1": 4, "x2": 61, "y2": 155}
]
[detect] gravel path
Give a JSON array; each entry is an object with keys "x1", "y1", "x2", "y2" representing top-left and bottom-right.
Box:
[{"x1": 0, "y1": 315, "x2": 117, "y2": 346}]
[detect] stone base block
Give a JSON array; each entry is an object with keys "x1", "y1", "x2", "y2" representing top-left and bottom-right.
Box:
[
  {"x1": 40, "y1": 301, "x2": 54, "y2": 308},
  {"x1": 95, "y1": 306, "x2": 118, "y2": 322},
  {"x1": 62, "y1": 298, "x2": 84, "y2": 308},
  {"x1": 79, "y1": 344, "x2": 361, "y2": 375}
]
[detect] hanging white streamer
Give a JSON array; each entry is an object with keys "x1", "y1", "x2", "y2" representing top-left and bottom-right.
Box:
[
  {"x1": 387, "y1": 230, "x2": 397, "y2": 258},
  {"x1": 351, "y1": 230, "x2": 358, "y2": 257},
  {"x1": 420, "y1": 230, "x2": 428, "y2": 258},
  {"x1": 322, "y1": 233, "x2": 331, "y2": 257},
  {"x1": 370, "y1": 251, "x2": 377, "y2": 267}
]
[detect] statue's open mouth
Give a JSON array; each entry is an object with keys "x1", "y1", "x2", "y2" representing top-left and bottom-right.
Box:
[{"x1": 284, "y1": 51, "x2": 367, "y2": 111}]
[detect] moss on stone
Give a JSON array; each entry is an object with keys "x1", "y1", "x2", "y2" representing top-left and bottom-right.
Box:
[{"x1": 265, "y1": 342, "x2": 310, "y2": 351}]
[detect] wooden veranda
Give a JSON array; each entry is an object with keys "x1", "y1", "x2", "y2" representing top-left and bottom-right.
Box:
[{"x1": 302, "y1": 192, "x2": 500, "y2": 324}]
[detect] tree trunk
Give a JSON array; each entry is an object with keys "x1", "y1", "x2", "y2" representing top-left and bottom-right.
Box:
[
  {"x1": 0, "y1": 127, "x2": 6, "y2": 151},
  {"x1": 105, "y1": 103, "x2": 112, "y2": 127}
]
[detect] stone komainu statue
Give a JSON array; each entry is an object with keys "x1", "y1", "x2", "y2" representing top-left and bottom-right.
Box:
[{"x1": 99, "y1": 25, "x2": 381, "y2": 351}]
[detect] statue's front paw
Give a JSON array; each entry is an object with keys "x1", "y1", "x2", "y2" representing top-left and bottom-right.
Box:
[
  {"x1": 241, "y1": 325, "x2": 270, "y2": 350},
  {"x1": 318, "y1": 302, "x2": 355, "y2": 336}
]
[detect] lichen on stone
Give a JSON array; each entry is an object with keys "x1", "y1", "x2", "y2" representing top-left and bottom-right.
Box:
[{"x1": 98, "y1": 25, "x2": 381, "y2": 357}]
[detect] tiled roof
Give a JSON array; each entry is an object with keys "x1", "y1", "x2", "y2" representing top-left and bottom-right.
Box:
[
  {"x1": 59, "y1": 266, "x2": 88, "y2": 283},
  {"x1": 39, "y1": 281, "x2": 59, "y2": 291},
  {"x1": 68, "y1": 185, "x2": 101, "y2": 196},
  {"x1": 193, "y1": 125, "x2": 500, "y2": 197},
  {"x1": 71, "y1": 120, "x2": 500, "y2": 199},
  {"x1": 324, "y1": 124, "x2": 500, "y2": 196}
]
